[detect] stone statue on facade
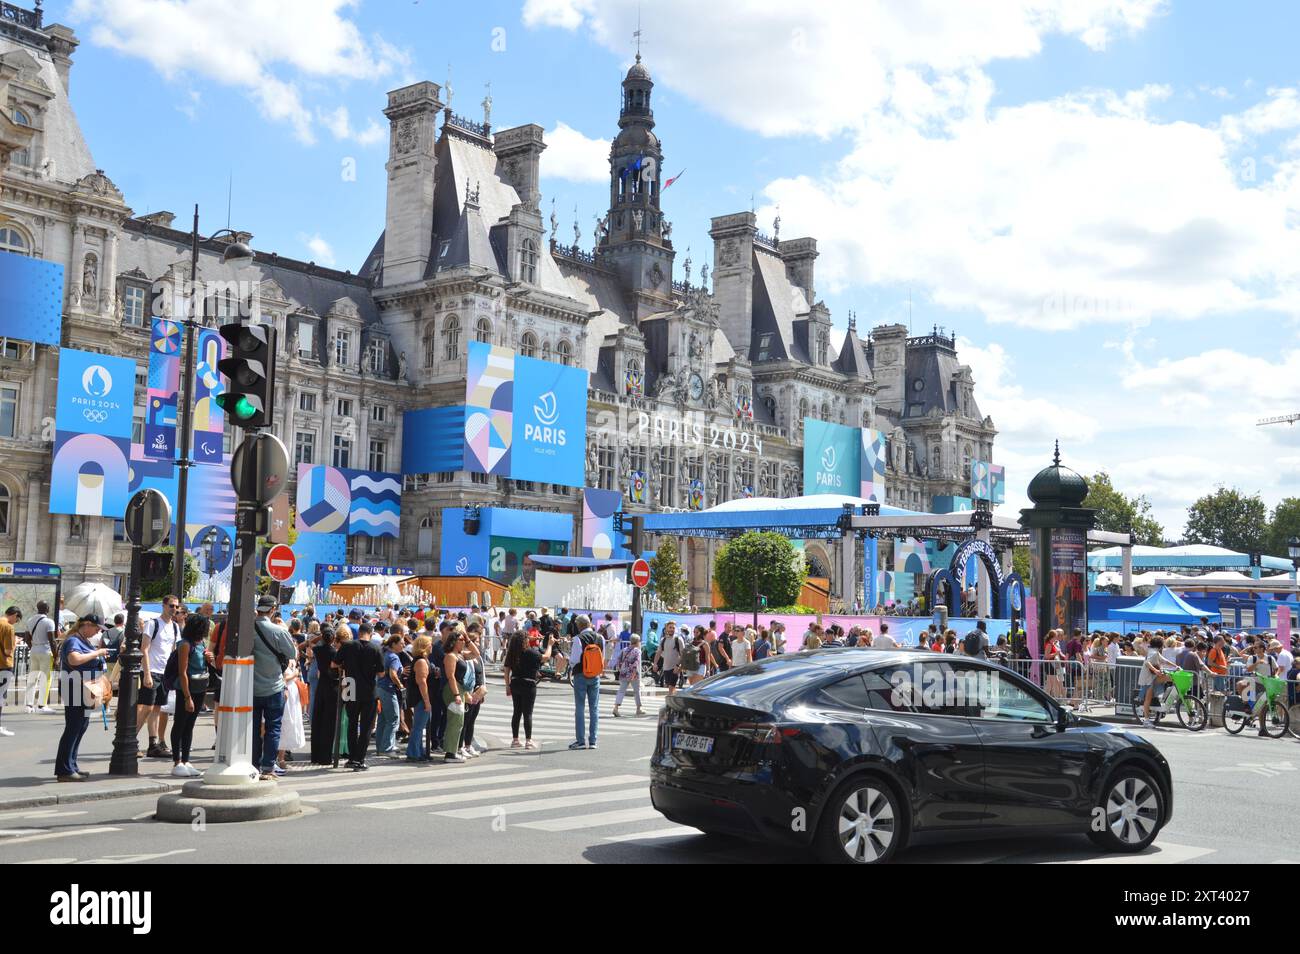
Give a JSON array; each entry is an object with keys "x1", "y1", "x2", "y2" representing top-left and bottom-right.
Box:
[
  {"x1": 632, "y1": 209, "x2": 643, "y2": 231},
  {"x1": 398, "y1": 351, "x2": 408, "y2": 382},
  {"x1": 82, "y1": 255, "x2": 97, "y2": 299}
]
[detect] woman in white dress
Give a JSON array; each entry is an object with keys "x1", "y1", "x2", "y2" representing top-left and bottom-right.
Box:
[{"x1": 277, "y1": 656, "x2": 307, "y2": 773}]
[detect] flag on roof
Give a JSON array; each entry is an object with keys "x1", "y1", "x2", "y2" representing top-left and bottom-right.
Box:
[{"x1": 664, "y1": 169, "x2": 685, "y2": 189}]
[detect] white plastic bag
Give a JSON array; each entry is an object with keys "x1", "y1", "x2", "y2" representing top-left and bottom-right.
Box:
[{"x1": 161, "y1": 690, "x2": 176, "y2": 715}]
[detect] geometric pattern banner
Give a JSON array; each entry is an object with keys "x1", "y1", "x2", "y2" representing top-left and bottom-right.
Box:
[
  {"x1": 894, "y1": 537, "x2": 932, "y2": 576},
  {"x1": 464, "y1": 342, "x2": 514, "y2": 477},
  {"x1": 859, "y1": 427, "x2": 887, "y2": 503},
  {"x1": 0, "y1": 251, "x2": 64, "y2": 346},
  {"x1": 49, "y1": 431, "x2": 131, "y2": 516},
  {"x1": 294, "y1": 464, "x2": 401, "y2": 538},
  {"x1": 971, "y1": 459, "x2": 993, "y2": 500},
  {"x1": 581, "y1": 488, "x2": 623, "y2": 559},
  {"x1": 400, "y1": 405, "x2": 467, "y2": 474},
  {"x1": 989, "y1": 464, "x2": 1006, "y2": 504},
  {"x1": 192, "y1": 326, "x2": 227, "y2": 464},
  {"x1": 144, "y1": 318, "x2": 182, "y2": 459}
]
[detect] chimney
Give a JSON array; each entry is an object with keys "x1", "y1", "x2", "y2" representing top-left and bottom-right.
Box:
[
  {"x1": 493, "y1": 124, "x2": 546, "y2": 212},
  {"x1": 870, "y1": 323, "x2": 909, "y2": 414},
  {"x1": 709, "y1": 212, "x2": 757, "y2": 358},
  {"x1": 381, "y1": 81, "x2": 443, "y2": 286},
  {"x1": 779, "y1": 236, "x2": 817, "y2": 306},
  {"x1": 45, "y1": 24, "x2": 79, "y2": 93}
]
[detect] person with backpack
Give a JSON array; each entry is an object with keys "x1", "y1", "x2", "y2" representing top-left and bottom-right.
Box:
[
  {"x1": 251, "y1": 596, "x2": 297, "y2": 781},
  {"x1": 168, "y1": 614, "x2": 213, "y2": 778},
  {"x1": 683, "y1": 629, "x2": 708, "y2": 686},
  {"x1": 568, "y1": 615, "x2": 604, "y2": 750},
  {"x1": 137, "y1": 596, "x2": 181, "y2": 758},
  {"x1": 653, "y1": 621, "x2": 684, "y2": 694},
  {"x1": 24, "y1": 599, "x2": 58, "y2": 713}
]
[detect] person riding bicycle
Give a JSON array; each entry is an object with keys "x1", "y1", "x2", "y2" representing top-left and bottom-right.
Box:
[
  {"x1": 1138, "y1": 636, "x2": 1176, "y2": 726},
  {"x1": 1238, "y1": 641, "x2": 1278, "y2": 738}
]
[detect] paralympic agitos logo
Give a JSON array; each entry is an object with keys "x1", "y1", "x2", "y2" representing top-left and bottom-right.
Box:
[{"x1": 524, "y1": 390, "x2": 566, "y2": 447}]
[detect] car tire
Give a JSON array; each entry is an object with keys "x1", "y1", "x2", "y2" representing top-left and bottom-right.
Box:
[
  {"x1": 1087, "y1": 766, "x2": 1163, "y2": 853},
  {"x1": 815, "y1": 776, "x2": 903, "y2": 864}
]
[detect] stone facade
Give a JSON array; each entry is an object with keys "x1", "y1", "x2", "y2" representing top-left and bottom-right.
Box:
[{"x1": 0, "y1": 12, "x2": 995, "y2": 607}]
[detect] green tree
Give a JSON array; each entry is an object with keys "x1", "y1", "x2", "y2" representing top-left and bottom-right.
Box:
[
  {"x1": 1265, "y1": 497, "x2": 1300, "y2": 559},
  {"x1": 507, "y1": 578, "x2": 535, "y2": 608},
  {"x1": 1012, "y1": 546, "x2": 1032, "y2": 586},
  {"x1": 648, "y1": 545, "x2": 689, "y2": 610},
  {"x1": 1083, "y1": 471, "x2": 1164, "y2": 545},
  {"x1": 1183, "y1": 487, "x2": 1268, "y2": 553},
  {"x1": 141, "y1": 547, "x2": 199, "y2": 602},
  {"x1": 714, "y1": 531, "x2": 806, "y2": 610}
]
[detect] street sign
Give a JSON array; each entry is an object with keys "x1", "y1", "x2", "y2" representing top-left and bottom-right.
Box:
[
  {"x1": 125, "y1": 489, "x2": 172, "y2": 551},
  {"x1": 230, "y1": 432, "x2": 289, "y2": 505},
  {"x1": 265, "y1": 544, "x2": 296, "y2": 583},
  {"x1": 631, "y1": 558, "x2": 651, "y2": 588}
]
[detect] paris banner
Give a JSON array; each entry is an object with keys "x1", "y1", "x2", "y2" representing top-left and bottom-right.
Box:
[{"x1": 144, "y1": 318, "x2": 182, "y2": 459}]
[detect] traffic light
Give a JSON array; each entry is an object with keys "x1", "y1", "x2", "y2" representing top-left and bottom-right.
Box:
[
  {"x1": 757, "y1": 594, "x2": 768, "y2": 609},
  {"x1": 616, "y1": 512, "x2": 643, "y2": 556},
  {"x1": 216, "y1": 322, "x2": 276, "y2": 430}
]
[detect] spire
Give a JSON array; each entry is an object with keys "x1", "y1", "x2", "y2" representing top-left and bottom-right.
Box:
[
  {"x1": 847, "y1": 309, "x2": 856, "y2": 333},
  {"x1": 1053, "y1": 440, "x2": 1061, "y2": 467}
]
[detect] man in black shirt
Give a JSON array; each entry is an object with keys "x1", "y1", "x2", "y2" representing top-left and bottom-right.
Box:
[
  {"x1": 427, "y1": 619, "x2": 449, "y2": 752},
  {"x1": 337, "y1": 634, "x2": 383, "y2": 770}
]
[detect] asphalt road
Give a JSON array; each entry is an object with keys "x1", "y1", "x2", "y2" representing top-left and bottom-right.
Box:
[{"x1": 1, "y1": 684, "x2": 1297, "y2": 864}]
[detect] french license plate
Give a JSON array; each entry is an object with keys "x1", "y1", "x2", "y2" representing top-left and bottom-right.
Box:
[{"x1": 673, "y1": 732, "x2": 713, "y2": 754}]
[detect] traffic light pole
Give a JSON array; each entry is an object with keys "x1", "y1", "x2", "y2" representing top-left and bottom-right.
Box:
[
  {"x1": 205, "y1": 438, "x2": 260, "y2": 785},
  {"x1": 629, "y1": 516, "x2": 644, "y2": 639},
  {"x1": 172, "y1": 205, "x2": 201, "y2": 601}
]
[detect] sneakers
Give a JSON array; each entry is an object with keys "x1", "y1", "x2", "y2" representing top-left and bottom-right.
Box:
[
  {"x1": 472, "y1": 742, "x2": 488, "y2": 754},
  {"x1": 511, "y1": 738, "x2": 523, "y2": 748},
  {"x1": 183, "y1": 763, "x2": 202, "y2": 777},
  {"x1": 588, "y1": 741, "x2": 598, "y2": 750},
  {"x1": 568, "y1": 740, "x2": 587, "y2": 750},
  {"x1": 56, "y1": 773, "x2": 87, "y2": 783},
  {"x1": 444, "y1": 753, "x2": 466, "y2": 763},
  {"x1": 170, "y1": 764, "x2": 192, "y2": 778},
  {"x1": 525, "y1": 739, "x2": 538, "y2": 750},
  {"x1": 272, "y1": 765, "x2": 287, "y2": 776},
  {"x1": 36, "y1": 706, "x2": 55, "y2": 714},
  {"x1": 635, "y1": 708, "x2": 646, "y2": 717},
  {"x1": 25, "y1": 704, "x2": 33, "y2": 713},
  {"x1": 1138, "y1": 718, "x2": 1153, "y2": 727},
  {"x1": 0, "y1": 727, "x2": 14, "y2": 737}
]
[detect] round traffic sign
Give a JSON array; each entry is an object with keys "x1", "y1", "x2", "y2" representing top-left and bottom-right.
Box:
[
  {"x1": 631, "y1": 558, "x2": 651, "y2": 589},
  {"x1": 230, "y1": 432, "x2": 289, "y2": 505},
  {"x1": 265, "y1": 544, "x2": 296, "y2": 583},
  {"x1": 125, "y1": 489, "x2": 172, "y2": 551}
]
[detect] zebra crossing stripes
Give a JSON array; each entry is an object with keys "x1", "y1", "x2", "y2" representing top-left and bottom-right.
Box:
[
  {"x1": 369, "y1": 773, "x2": 648, "y2": 811},
  {"x1": 516, "y1": 806, "x2": 666, "y2": 832},
  {"x1": 300, "y1": 767, "x2": 578, "y2": 803},
  {"x1": 432, "y1": 782, "x2": 648, "y2": 819}
]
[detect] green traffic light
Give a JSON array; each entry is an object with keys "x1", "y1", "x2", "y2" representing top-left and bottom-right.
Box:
[{"x1": 217, "y1": 393, "x2": 258, "y2": 421}]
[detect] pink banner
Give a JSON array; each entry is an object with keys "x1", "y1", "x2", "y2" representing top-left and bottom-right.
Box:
[{"x1": 1278, "y1": 605, "x2": 1291, "y2": 645}]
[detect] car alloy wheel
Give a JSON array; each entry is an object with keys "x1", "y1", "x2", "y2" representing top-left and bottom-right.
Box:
[
  {"x1": 835, "y1": 784, "x2": 897, "y2": 864},
  {"x1": 1090, "y1": 770, "x2": 1162, "y2": 852}
]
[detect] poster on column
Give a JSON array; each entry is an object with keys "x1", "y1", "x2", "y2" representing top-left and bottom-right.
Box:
[
  {"x1": 49, "y1": 350, "x2": 137, "y2": 517},
  {"x1": 192, "y1": 326, "x2": 227, "y2": 464},
  {"x1": 1050, "y1": 528, "x2": 1088, "y2": 634},
  {"x1": 144, "y1": 318, "x2": 182, "y2": 459}
]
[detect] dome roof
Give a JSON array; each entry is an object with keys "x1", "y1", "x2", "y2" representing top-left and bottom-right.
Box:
[
  {"x1": 1026, "y1": 442, "x2": 1089, "y2": 507},
  {"x1": 624, "y1": 54, "x2": 651, "y2": 84},
  {"x1": 614, "y1": 125, "x2": 658, "y2": 149}
]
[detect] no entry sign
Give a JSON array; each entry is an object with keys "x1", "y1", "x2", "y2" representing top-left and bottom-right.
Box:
[
  {"x1": 631, "y1": 558, "x2": 651, "y2": 589},
  {"x1": 265, "y1": 544, "x2": 296, "y2": 583}
]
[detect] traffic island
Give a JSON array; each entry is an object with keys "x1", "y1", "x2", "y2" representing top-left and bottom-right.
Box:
[{"x1": 155, "y1": 778, "x2": 301, "y2": 824}]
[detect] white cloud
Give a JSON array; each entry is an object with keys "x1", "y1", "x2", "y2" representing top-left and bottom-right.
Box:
[
  {"x1": 299, "y1": 233, "x2": 337, "y2": 267},
  {"x1": 71, "y1": 0, "x2": 409, "y2": 145},
  {"x1": 523, "y1": 0, "x2": 1167, "y2": 137},
  {"x1": 541, "y1": 121, "x2": 609, "y2": 183},
  {"x1": 317, "y1": 105, "x2": 387, "y2": 147}
]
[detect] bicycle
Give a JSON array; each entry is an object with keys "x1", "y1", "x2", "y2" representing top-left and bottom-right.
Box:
[
  {"x1": 1133, "y1": 669, "x2": 1208, "y2": 731},
  {"x1": 1224, "y1": 674, "x2": 1291, "y2": 738}
]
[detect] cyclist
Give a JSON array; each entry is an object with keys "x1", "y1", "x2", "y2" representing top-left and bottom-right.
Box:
[
  {"x1": 1238, "y1": 640, "x2": 1278, "y2": 737},
  {"x1": 1138, "y1": 635, "x2": 1175, "y2": 727}
]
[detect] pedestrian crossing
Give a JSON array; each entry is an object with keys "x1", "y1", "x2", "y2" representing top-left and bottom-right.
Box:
[
  {"x1": 468, "y1": 695, "x2": 662, "y2": 745},
  {"x1": 284, "y1": 747, "x2": 694, "y2": 844}
]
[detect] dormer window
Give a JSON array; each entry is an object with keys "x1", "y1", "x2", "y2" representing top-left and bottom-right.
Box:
[
  {"x1": 520, "y1": 239, "x2": 537, "y2": 284},
  {"x1": 11, "y1": 109, "x2": 32, "y2": 167}
]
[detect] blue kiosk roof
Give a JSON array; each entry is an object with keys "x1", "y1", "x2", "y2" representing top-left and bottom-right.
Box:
[
  {"x1": 1109, "y1": 585, "x2": 1221, "y2": 625},
  {"x1": 527, "y1": 555, "x2": 635, "y2": 570},
  {"x1": 640, "y1": 494, "x2": 924, "y2": 540}
]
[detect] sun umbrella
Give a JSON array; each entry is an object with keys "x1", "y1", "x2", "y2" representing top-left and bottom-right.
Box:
[{"x1": 64, "y1": 581, "x2": 125, "y2": 623}]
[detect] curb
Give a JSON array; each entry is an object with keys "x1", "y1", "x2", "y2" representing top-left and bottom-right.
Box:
[{"x1": 2, "y1": 778, "x2": 182, "y2": 811}]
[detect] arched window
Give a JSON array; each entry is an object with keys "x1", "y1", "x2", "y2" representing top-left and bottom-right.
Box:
[
  {"x1": 520, "y1": 239, "x2": 537, "y2": 284},
  {"x1": 443, "y1": 314, "x2": 460, "y2": 362},
  {"x1": 962, "y1": 443, "x2": 973, "y2": 479},
  {"x1": 520, "y1": 331, "x2": 537, "y2": 358},
  {"x1": 798, "y1": 397, "x2": 808, "y2": 436},
  {"x1": 0, "y1": 226, "x2": 30, "y2": 256},
  {"x1": 0, "y1": 484, "x2": 9, "y2": 534},
  {"x1": 556, "y1": 339, "x2": 573, "y2": 366},
  {"x1": 475, "y1": 316, "x2": 492, "y2": 344},
  {"x1": 422, "y1": 322, "x2": 436, "y2": 368},
  {"x1": 821, "y1": 402, "x2": 830, "y2": 421}
]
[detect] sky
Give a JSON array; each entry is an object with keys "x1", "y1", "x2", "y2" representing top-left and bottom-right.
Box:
[{"x1": 49, "y1": 0, "x2": 1300, "y2": 542}]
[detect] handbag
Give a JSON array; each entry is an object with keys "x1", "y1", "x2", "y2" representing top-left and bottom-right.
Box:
[
  {"x1": 84, "y1": 674, "x2": 112, "y2": 708},
  {"x1": 471, "y1": 685, "x2": 487, "y2": 705}
]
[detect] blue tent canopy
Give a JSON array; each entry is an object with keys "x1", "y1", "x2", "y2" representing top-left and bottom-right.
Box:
[
  {"x1": 526, "y1": 555, "x2": 634, "y2": 570},
  {"x1": 1109, "y1": 585, "x2": 1221, "y2": 625}
]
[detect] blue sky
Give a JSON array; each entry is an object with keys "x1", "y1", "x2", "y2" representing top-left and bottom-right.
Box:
[{"x1": 54, "y1": 0, "x2": 1300, "y2": 543}]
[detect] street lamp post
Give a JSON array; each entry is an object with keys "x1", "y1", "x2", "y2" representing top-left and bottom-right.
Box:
[
  {"x1": 1288, "y1": 537, "x2": 1300, "y2": 575},
  {"x1": 171, "y1": 205, "x2": 253, "y2": 600}
]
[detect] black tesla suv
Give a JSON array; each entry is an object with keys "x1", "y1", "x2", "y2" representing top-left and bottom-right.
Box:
[{"x1": 650, "y1": 649, "x2": 1173, "y2": 863}]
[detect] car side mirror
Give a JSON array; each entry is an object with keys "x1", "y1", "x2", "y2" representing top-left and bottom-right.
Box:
[{"x1": 1056, "y1": 707, "x2": 1071, "y2": 732}]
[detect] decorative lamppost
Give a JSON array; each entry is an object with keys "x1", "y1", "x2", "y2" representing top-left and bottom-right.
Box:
[
  {"x1": 1288, "y1": 537, "x2": 1300, "y2": 575},
  {"x1": 1017, "y1": 442, "x2": 1096, "y2": 655}
]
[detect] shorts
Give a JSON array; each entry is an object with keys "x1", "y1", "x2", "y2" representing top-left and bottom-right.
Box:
[
  {"x1": 137, "y1": 673, "x2": 167, "y2": 707},
  {"x1": 662, "y1": 669, "x2": 679, "y2": 688}
]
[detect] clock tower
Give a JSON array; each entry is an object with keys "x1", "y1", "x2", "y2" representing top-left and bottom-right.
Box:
[{"x1": 598, "y1": 54, "x2": 676, "y2": 318}]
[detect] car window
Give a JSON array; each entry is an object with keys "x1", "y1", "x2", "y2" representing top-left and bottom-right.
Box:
[
  {"x1": 819, "y1": 674, "x2": 873, "y2": 709},
  {"x1": 862, "y1": 667, "x2": 915, "y2": 712},
  {"x1": 917, "y1": 661, "x2": 983, "y2": 718},
  {"x1": 979, "y1": 671, "x2": 1053, "y2": 723}
]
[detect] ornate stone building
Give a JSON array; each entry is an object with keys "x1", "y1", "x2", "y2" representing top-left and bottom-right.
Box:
[{"x1": 0, "y1": 10, "x2": 994, "y2": 606}]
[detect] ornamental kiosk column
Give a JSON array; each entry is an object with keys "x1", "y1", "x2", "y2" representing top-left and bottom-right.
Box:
[{"x1": 1017, "y1": 442, "x2": 1097, "y2": 656}]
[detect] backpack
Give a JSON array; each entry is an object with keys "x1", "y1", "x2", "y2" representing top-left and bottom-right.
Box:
[
  {"x1": 681, "y1": 642, "x2": 700, "y2": 671},
  {"x1": 161, "y1": 644, "x2": 181, "y2": 694},
  {"x1": 579, "y1": 633, "x2": 604, "y2": 678}
]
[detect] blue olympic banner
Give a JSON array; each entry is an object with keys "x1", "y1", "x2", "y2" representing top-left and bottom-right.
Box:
[
  {"x1": 802, "y1": 418, "x2": 861, "y2": 496},
  {"x1": 55, "y1": 349, "x2": 136, "y2": 439},
  {"x1": 0, "y1": 252, "x2": 63, "y2": 346},
  {"x1": 511, "y1": 351, "x2": 588, "y2": 487},
  {"x1": 193, "y1": 327, "x2": 227, "y2": 464},
  {"x1": 401, "y1": 405, "x2": 467, "y2": 474}
]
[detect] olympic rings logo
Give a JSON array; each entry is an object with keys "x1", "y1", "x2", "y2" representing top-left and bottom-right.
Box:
[{"x1": 82, "y1": 409, "x2": 109, "y2": 424}]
